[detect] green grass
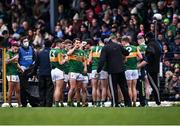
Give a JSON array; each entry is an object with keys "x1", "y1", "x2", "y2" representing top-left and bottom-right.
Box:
[{"x1": 0, "y1": 107, "x2": 179, "y2": 125}]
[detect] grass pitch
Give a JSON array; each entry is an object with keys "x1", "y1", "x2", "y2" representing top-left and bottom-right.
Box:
[{"x1": 0, "y1": 107, "x2": 179, "y2": 125}]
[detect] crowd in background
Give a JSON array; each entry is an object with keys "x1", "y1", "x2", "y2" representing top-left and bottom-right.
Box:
[{"x1": 0, "y1": 0, "x2": 179, "y2": 106}]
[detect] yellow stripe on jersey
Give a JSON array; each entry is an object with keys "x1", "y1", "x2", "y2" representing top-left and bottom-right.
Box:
[
  {"x1": 68, "y1": 55, "x2": 85, "y2": 62},
  {"x1": 68, "y1": 55, "x2": 77, "y2": 60},
  {"x1": 58, "y1": 53, "x2": 64, "y2": 63},
  {"x1": 50, "y1": 57, "x2": 58, "y2": 62},
  {"x1": 92, "y1": 52, "x2": 101, "y2": 58},
  {"x1": 126, "y1": 52, "x2": 138, "y2": 58}
]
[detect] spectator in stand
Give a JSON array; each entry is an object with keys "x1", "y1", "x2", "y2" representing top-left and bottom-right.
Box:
[
  {"x1": 90, "y1": 0, "x2": 101, "y2": 15},
  {"x1": 77, "y1": 24, "x2": 90, "y2": 40},
  {"x1": 162, "y1": 43, "x2": 173, "y2": 60},
  {"x1": 64, "y1": 24, "x2": 76, "y2": 40},
  {"x1": 167, "y1": 73, "x2": 180, "y2": 101},
  {"x1": 173, "y1": 35, "x2": 180, "y2": 60},
  {"x1": 102, "y1": 11, "x2": 112, "y2": 26},
  {"x1": 16, "y1": 21, "x2": 29, "y2": 36},
  {"x1": 101, "y1": 23, "x2": 111, "y2": 40},
  {"x1": 0, "y1": 18, "x2": 8, "y2": 36},
  {"x1": 54, "y1": 25, "x2": 64, "y2": 39},
  {"x1": 10, "y1": 22, "x2": 19, "y2": 34},
  {"x1": 89, "y1": 18, "x2": 101, "y2": 38},
  {"x1": 166, "y1": 30, "x2": 174, "y2": 50},
  {"x1": 58, "y1": 4, "x2": 66, "y2": 21}
]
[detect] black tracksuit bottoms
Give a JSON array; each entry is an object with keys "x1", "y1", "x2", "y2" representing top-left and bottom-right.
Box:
[
  {"x1": 109, "y1": 72, "x2": 132, "y2": 107},
  {"x1": 147, "y1": 72, "x2": 161, "y2": 105},
  {"x1": 38, "y1": 75, "x2": 54, "y2": 107}
]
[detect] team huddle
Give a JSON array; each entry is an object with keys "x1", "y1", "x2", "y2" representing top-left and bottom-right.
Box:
[
  {"x1": 48, "y1": 35, "x2": 149, "y2": 107},
  {"x1": 6, "y1": 35, "x2": 150, "y2": 107}
]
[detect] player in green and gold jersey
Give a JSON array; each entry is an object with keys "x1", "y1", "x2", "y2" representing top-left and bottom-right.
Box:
[
  {"x1": 121, "y1": 36, "x2": 142, "y2": 107},
  {"x1": 6, "y1": 42, "x2": 22, "y2": 107},
  {"x1": 89, "y1": 39, "x2": 108, "y2": 107},
  {"x1": 67, "y1": 38, "x2": 87, "y2": 107},
  {"x1": 62, "y1": 39, "x2": 72, "y2": 84},
  {"x1": 80, "y1": 39, "x2": 92, "y2": 107},
  {"x1": 50, "y1": 39, "x2": 68, "y2": 107}
]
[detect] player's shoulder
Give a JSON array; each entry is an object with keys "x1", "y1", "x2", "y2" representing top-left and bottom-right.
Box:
[{"x1": 6, "y1": 50, "x2": 11, "y2": 54}]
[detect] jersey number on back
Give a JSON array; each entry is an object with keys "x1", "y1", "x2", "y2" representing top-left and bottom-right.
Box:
[
  {"x1": 50, "y1": 50, "x2": 56, "y2": 57},
  {"x1": 126, "y1": 47, "x2": 132, "y2": 52}
]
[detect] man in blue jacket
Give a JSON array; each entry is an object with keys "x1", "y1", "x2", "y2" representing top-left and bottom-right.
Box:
[
  {"x1": 35, "y1": 39, "x2": 54, "y2": 107},
  {"x1": 18, "y1": 36, "x2": 37, "y2": 107}
]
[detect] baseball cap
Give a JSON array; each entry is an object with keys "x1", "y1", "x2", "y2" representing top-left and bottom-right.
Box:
[{"x1": 11, "y1": 41, "x2": 19, "y2": 47}]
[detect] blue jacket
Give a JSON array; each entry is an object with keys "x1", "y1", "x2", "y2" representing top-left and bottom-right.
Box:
[
  {"x1": 36, "y1": 47, "x2": 51, "y2": 76},
  {"x1": 19, "y1": 46, "x2": 34, "y2": 68}
]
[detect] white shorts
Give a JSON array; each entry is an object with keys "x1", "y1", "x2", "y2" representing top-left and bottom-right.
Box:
[
  {"x1": 51, "y1": 68, "x2": 64, "y2": 82},
  {"x1": 125, "y1": 70, "x2": 139, "y2": 80},
  {"x1": 64, "y1": 74, "x2": 69, "y2": 83},
  {"x1": 7, "y1": 75, "x2": 20, "y2": 82},
  {"x1": 83, "y1": 76, "x2": 89, "y2": 84},
  {"x1": 87, "y1": 73, "x2": 92, "y2": 80},
  {"x1": 69, "y1": 72, "x2": 84, "y2": 81},
  {"x1": 91, "y1": 70, "x2": 108, "y2": 80}
]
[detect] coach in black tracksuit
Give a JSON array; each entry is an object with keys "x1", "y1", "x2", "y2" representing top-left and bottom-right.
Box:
[
  {"x1": 97, "y1": 37, "x2": 131, "y2": 107},
  {"x1": 138, "y1": 33, "x2": 161, "y2": 105}
]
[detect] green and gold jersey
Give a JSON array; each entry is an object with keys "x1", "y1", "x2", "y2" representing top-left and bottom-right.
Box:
[
  {"x1": 124, "y1": 45, "x2": 140, "y2": 70},
  {"x1": 61, "y1": 49, "x2": 69, "y2": 74},
  {"x1": 6, "y1": 51, "x2": 19, "y2": 75},
  {"x1": 84, "y1": 49, "x2": 92, "y2": 74},
  {"x1": 90, "y1": 46, "x2": 103, "y2": 70},
  {"x1": 49, "y1": 48, "x2": 64, "y2": 70},
  {"x1": 138, "y1": 44, "x2": 147, "y2": 56},
  {"x1": 68, "y1": 49, "x2": 85, "y2": 73}
]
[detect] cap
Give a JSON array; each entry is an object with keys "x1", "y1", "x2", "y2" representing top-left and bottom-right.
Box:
[
  {"x1": 163, "y1": 18, "x2": 170, "y2": 24},
  {"x1": 11, "y1": 41, "x2": 19, "y2": 47}
]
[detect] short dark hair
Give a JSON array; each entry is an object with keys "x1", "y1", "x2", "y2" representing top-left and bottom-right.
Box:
[
  {"x1": 64, "y1": 39, "x2": 73, "y2": 44},
  {"x1": 121, "y1": 36, "x2": 130, "y2": 42},
  {"x1": 73, "y1": 38, "x2": 81, "y2": 43},
  {"x1": 85, "y1": 38, "x2": 93, "y2": 46},
  {"x1": 21, "y1": 36, "x2": 29, "y2": 42},
  {"x1": 44, "y1": 39, "x2": 52, "y2": 47},
  {"x1": 54, "y1": 38, "x2": 63, "y2": 44}
]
